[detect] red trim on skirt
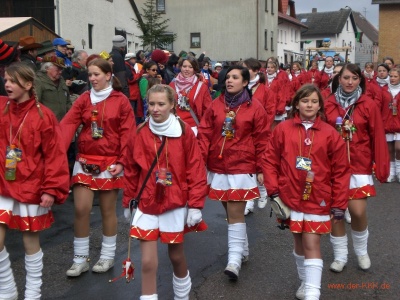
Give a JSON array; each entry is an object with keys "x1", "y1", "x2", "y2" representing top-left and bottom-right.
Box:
[
  {"x1": 71, "y1": 173, "x2": 124, "y2": 190},
  {"x1": 130, "y1": 226, "x2": 184, "y2": 244},
  {"x1": 349, "y1": 184, "x2": 376, "y2": 200},
  {"x1": 290, "y1": 219, "x2": 331, "y2": 234},
  {"x1": 208, "y1": 187, "x2": 260, "y2": 201},
  {"x1": 0, "y1": 210, "x2": 54, "y2": 232}
]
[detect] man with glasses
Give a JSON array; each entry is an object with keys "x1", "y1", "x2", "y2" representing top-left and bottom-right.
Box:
[{"x1": 53, "y1": 38, "x2": 72, "y2": 67}]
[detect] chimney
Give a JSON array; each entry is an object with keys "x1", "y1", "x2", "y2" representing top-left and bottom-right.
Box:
[{"x1": 312, "y1": 8, "x2": 317, "y2": 13}]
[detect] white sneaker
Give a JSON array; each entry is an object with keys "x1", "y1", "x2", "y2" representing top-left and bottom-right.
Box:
[
  {"x1": 66, "y1": 261, "x2": 90, "y2": 277},
  {"x1": 386, "y1": 175, "x2": 396, "y2": 182},
  {"x1": 330, "y1": 260, "x2": 346, "y2": 272},
  {"x1": 295, "y1": 281, "x2": 305, "y2": 300},
  {"x1": 357, "y1": 254, "x2": 371, "y2": 270},
  {"x1": 258, "y1": 197, "x2": 268, "y2": 209},
  {"x1": 224, "y1": 263, "x2": 240, "y2": 280},
  {"x1": 345, "y1": 208, "x2": 351, "y2": 224},
  {"x1": 92, "y1": 258, "x2": 115, "y2": 273},
  {"x1": 244, "y1": 200, "x2": 254, "y2": 215}
]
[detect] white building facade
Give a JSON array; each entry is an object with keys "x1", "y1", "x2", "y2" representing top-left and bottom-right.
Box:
[
  {"x1": 54, "y1": 0, "x2": 142, "y2": 54},
  {"x1": 134, "y1": 0, "x2": 278, "y2": 62}
]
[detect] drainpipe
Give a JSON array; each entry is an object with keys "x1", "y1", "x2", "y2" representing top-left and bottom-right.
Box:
[
  {"x1": 256, "y1": 0, "x2": 259, "y2": 59},
  {"x1": 56, "y1": 0, "x2": 61, "y2": 35}
]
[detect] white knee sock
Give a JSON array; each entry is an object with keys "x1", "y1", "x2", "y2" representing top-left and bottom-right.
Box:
[
  {"x1": 0, "y1": 247, "x2": 17, "y2": 299},
  {"x1": 243, "y1": 233, "x2": 249, "y2": 257},
  {"x1": 173, "y1": 271, "x2": 191, "y2": 300},
  {"x1": 227, "y1": 223, "x2": 246, "y2": 267},
  {"x1": 352, "y1": 228, "x2": 369, "y2": 256},
  {"x1": 390, "y1": 161, "x2": 396, "y2": 175},
  {"x1": 100, "y1": 235, "x2": 117, "y2": 260},
  {"x1": 395, "y1": 159, "x2": 400, "y2": 175},
  {"x1": 258, "y1": 183, "x2": 267, "y2": 198},
  {"x1": 25, "y1": 249, "x2": 43, "y2": 300},
  {"x1": 304, "y1": 258, "x2": 323, "y2": 300},
  {"x1": 330, "y1": 234, "x2": 348, "y2": 263},
  {"x1": 73, "y1": 236, "x2": 89, "y2": 263},
  {"x1": 293, "y1": 251, "x2": 305, "y2": 282},
  {"x1": 140, "y1": 294, "x2": 158, "y2": 300}
]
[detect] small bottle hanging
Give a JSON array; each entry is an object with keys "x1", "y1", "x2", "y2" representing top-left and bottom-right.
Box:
[
  {"x1": 393, "y1": 97, "x2": 398, "y2": 116},
  {"x1": 155, "y1": 168, "x2": 167, "y2": 203},
  {"x1": 91, "y1": 110, "x2": 103, "y2": 139},
  {"x1": 222, "y1": 111, "x2": 236, "y2": 140},
  {"x1": 302, "y1": 171, "x2": 314, "y2": 201},
  {"x1": 5, "y1": 144, "x2": 18, "y2": 181}
]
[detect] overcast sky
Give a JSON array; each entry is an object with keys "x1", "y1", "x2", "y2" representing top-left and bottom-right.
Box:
[{"x1": 295, "y1": 0, "x2": 379, "y2": 28}]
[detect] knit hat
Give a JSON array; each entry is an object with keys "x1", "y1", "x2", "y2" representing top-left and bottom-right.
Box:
[
  {"x1": 99, "y1": 51, "x2": 111, "y2": 60},
  {"x1": 112, "y1": 35, "x2": 127, "y2": 48},
  {"x1": 19, "y1": 36, "x2": 43, "y2": 51},
  {"x1": 53, "y1": 38, "x2": 68, "y2": 47},
  {"x1": 214, "y1": 62, "x2": 222, "y2": 68},
  {"x1": 125, "y1": 52, "x2": 136, "y2": 61},
  {"x1": 38, "y1": 40, "x2": 55, "y2": 56},
  {"x1": 151, "y1": 49, "x2": 168, "y2": 64},
  {"x1": 178, "y1": 50, "x2": 187, "y2": 58},
  {"x1": 0, "y1": 39, "x2": 19, "y2": 66},
  {"x1": 42, "y1": 56, "x2": 66, "y2": 68}
]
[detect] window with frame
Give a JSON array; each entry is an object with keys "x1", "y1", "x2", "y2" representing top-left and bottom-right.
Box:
[
  {"x1": 156, "y1": 0, "x2": 165, "y2": 13},
  {"x1": 162, "y1": 33, "x2": 174, "y2": 51},
  {"x1": 271, "y1": 31, "x2": 274, "y2": 51},
  {"x1": 88, "y1": 24, "x2": 93, "y2": 49},
  {"x1": 264, "y1": 30, "x2": 268, "y2": 50},
  {"x1": 190, "y1": 33, "x2": 201, "y2": 48}
]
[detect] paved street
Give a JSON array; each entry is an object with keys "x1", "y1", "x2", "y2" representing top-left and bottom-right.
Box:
[{"x1": 6, "y1": 180, "x2": 400, "y2": 300}]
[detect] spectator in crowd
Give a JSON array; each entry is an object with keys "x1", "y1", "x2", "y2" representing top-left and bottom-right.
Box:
[
  {"x1": 18, "y1": 36, "x2": 43, "y2": 71},
  {"x1": 212, "y1": 62, "x2": 223, "y2": 80},
  {"x1": 110, "y1": 35, "x2": 129, "y2": 98},
  {"x1": 151, "y1": 49, "x2": 169, "y2": 82},
  {"x1": 65, "y1": 39, "x2": 75, "y2": 61},
  {"x1": 125, "y1": 52, "x2": 144, "y2": 123},
  {"x1": 0, "y1": 39, "x2": 20, "y2": 96},
  {"x1": 69, "y1": 50, "x2": 89, "y2": 96},
  {"x1": 53, "y1": 38, "x2": 72, "y2": 67},
  {"x1": 382, "y1": 56, "x2": 395, "y2": 70},
  {"x1": 35, "y1": 56, "x2": 71, "y2": 122},
  {"x1": 163, "y1": 53, "x2": 179, "y2": 84},
  {"x1": 37, "y1": 40, "x2": 56, "y2": 63}
]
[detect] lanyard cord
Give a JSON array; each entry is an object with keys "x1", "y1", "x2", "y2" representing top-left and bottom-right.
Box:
[
  {"x1": 100, "y1": 100, "x2": 107, "y2": 128},
  {"x1": 298, "y1": 127, "x2": 315, "y2": 158},
  {"x1": 9, "y1": 111, "x2": 29, "y2": 147},
  {"x1": 154, "y1": 136, "x2": 168, "y2": 170}
]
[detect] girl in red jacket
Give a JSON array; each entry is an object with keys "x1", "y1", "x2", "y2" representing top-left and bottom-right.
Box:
[
  {"x1": 198, "y1": 66, "x2": 269, "y2": 280},
  {"x1": 381, "y1": 67, "x2": 400, "y2": 182},
  {"x1": 123, "y1": 84, "x2": 207, "y2": 300},
  {"x1": 61, "y1": 58, "x2": 136, "y2": 277},
  {"x1": 263, "y1": 84, "x2": 350, "y2": 300},
  {"x1": 325, "y1": 64, "x2": 389, "y2": 273},
  {"x1": 0, "y1": 63, "x2": 69, "y2": 299},
  {"x1": 169, "y1": 56, "x2": 212, "y2": 135}
]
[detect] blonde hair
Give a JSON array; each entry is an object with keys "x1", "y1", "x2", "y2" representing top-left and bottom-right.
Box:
[{"x1": 3, "y1": 62, "x2": 43, "y2": 118}]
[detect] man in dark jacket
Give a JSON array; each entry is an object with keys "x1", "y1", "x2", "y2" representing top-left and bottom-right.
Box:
[
  {"x1": 110, "y1": 35, "x2": 129, "y2": 98},
  {"x1": 19, "y1": 36, "x2": 43, "y2": 71}
]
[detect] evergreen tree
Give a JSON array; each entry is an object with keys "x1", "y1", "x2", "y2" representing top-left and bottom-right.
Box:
[{"x1": 134, "y1": 0, "x2": 176, "y2": 50}]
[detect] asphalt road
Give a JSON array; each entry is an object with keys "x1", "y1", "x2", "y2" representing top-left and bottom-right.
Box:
[{"x1": 6, "y1": 180, "x2": 400, "y2": 300}]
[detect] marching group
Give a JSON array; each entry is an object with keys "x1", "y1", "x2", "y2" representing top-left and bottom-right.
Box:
[{"x1": 0, "y1": 34, "x2": 398, "y2": 300}]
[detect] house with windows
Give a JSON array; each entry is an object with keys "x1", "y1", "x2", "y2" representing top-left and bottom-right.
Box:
[
  {"x1": 352, "y1": 11, "x2": 379, "y2": 67},
  {"x1": 134, "y1": 0, "x2": 278, "y2": 62},
  {"x1": 372, "y1": 0, "x2": 400, "y2": 64},
  {"x1": 276, "y1": 0, "x2": 307, "y2": 65},
  {"x1": 0, "y1": 0, "x2": 143, "y2": 54},
  {"x1": 297, "y1": 7, "x2": 358, "y2": 66}
]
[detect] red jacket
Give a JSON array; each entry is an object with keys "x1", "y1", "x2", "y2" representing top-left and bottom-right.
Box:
[
  {"x1": 60, "y1": 90, "x2": 136, "y2": 168},
  {"x1": 125, "y1": 61, "x2": 143, "y2": 101},
  {"x1": 263, "y1": 115, "x2": 350, "y2": 214},
  {"x1": 287, "y1": 74, "x2": 302, "y2": 104},
  {"x1": 251, "y1": 82, "x2": 276, "y2": 130},
  {"x1": 324, "y1": 94, "x2": 389, "y2": 182},
  {"x1": 122, "y1": 121, "x2": 207, "y2": 214},
  {"x1": 0, "y1": 97, "x2": 69, "y2": 204},
  {"x1": 198, "y1": 94, "x2": 269, "y2": 174},
  {"x1": 321, "y1": 86, "x2": 332, "y2": 100},
  {"x1": 364, "y1": 78, "x2": 383, "y2": 110},
  {"x1": 265, "y1": 76, "x2": 287, "y2": 115},
  {"x1": 303, "y1": 69, "x2": 321, "y2": 86},
  {"x1": 317, "y1": 70, "x2": 332, "y2": 90},
  {"x1": 170, "y1": 80, "x2": 212, "y2": 127},
  {"x1": 381, "y1": 86, "x2": 400, "y2": 133}
]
